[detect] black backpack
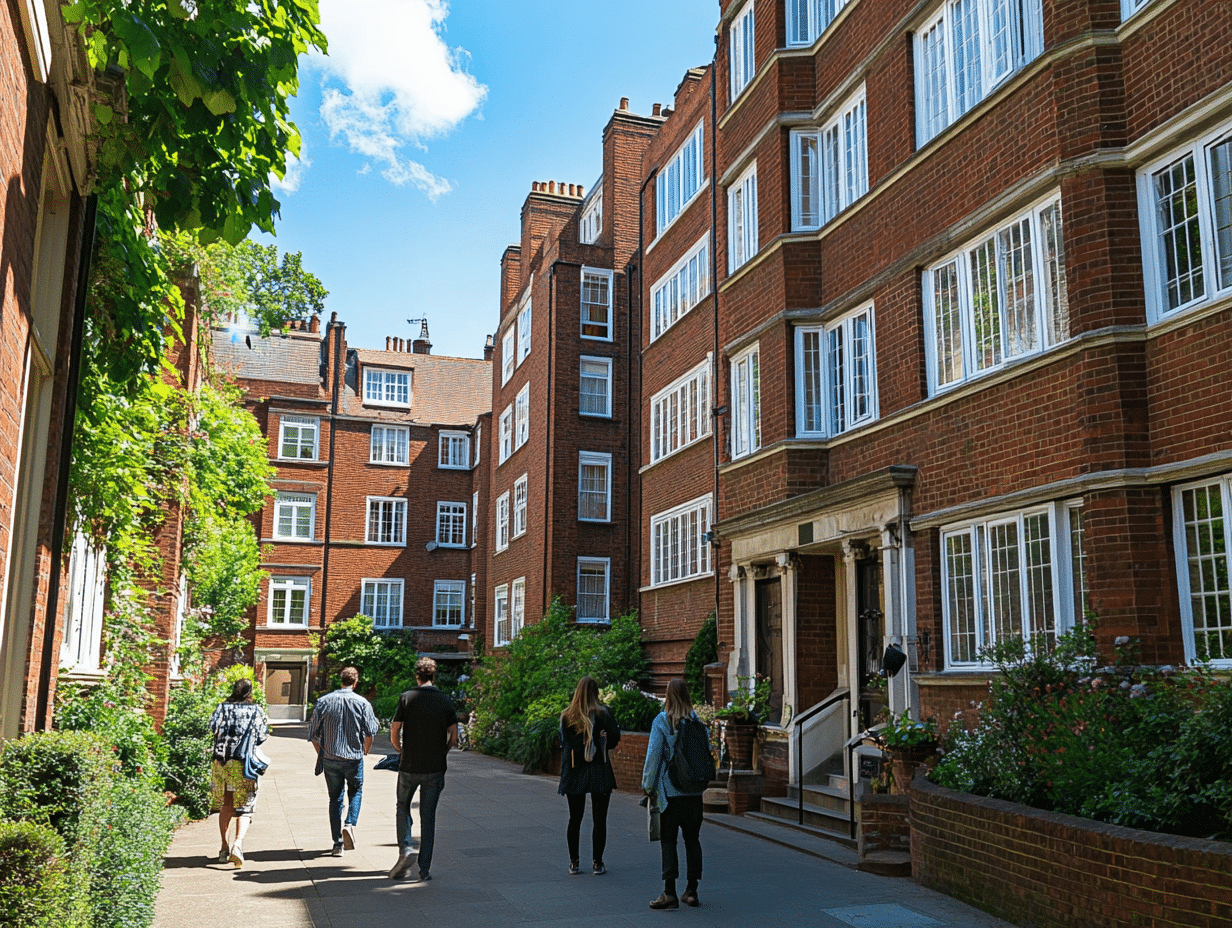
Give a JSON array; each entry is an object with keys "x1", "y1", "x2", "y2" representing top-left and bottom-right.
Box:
[{"x1": 667, "y1": 716, "x2": 716, "y2": 793}]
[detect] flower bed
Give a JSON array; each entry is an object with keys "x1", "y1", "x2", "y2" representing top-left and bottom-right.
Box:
[{"x1": 910, "y1": 776, "x2": 1232, "y2": 928}]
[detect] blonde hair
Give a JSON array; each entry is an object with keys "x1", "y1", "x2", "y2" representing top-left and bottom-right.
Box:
[
  {"x1": 561, "y1": 676, "x2": 600, "y2": 753},
  {"x1": 664, "y1": 678, "x2": 692, "y2": 730}
]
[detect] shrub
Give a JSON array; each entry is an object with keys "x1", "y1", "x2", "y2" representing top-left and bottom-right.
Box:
[
  {"x1": 90, "y1": 778, "x2": 176, "y2": 928},
  {"x1": 0, "y1": 821, "x2": 67, "y2": 928},
  {"x1": 607, "y1": 687, "x2": 662, "y2": 732},
  {"x1": 684, "y1": 614, "x2": 718, "y2": 705},
  {"x1": 323, "y1": 615, "x2": 418, "y2": 696},
  {"x1": 55, "y1": 684, "x2": 163, "y2": 783}
]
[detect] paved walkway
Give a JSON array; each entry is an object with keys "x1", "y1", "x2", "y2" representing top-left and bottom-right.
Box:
[{"x1": 154, "y1": 724, "x2": 1014, "y2": 928}]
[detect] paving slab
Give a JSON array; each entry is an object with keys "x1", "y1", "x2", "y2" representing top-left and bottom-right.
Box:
[{"x1": 154, "y1": 723, "x2": 1016, "y2": 928}]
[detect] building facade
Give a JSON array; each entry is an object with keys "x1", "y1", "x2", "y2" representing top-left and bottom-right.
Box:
[{"x1": 215, "y1": 318, "x2": 491, "y2": 718}]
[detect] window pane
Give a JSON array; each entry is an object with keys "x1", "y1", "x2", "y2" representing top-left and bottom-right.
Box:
[
  {"x1": 1210, "y1": 138, "x2": 1232, "y2": 290},
  {"x1": 1069, "y1": 506, "x2": 1088, "y2": 625},
  {"x1": 1022, "y1": 512, "x2": 1055, "y2": 644},
  {"x1": 920, "y1": 19, "x2": 948, "y2": 141},
  {"x1": 1040, "y1": 203, "x2": 1070, "y2": 344},
  {"x1": 970, "y1": 238, "x2": 1002, "y2": 371},
  {"x1": 987, "y1": 522, "x2": 1023, "y2": 643},
  {"x1": 1181, "y1": 484, "x2": 1232, "y2": 661},
  {"x1": 946, "y1": 532, "x2": 978, "y2": 663},
  {"x1": 828, "y1": 326, "x2": 845, "y2": 433},
  {"x1": 1155, "y1": 153, "x2": 1205, "y2": 310},
  {"x1": 934, "y1": 260, "x2": 964, "y2": 385},
  {"x1": 798, "y1": 134, "x2": 819, "y2": 227},
  {"x1": 952, "y1": 0, "x2": 982, "y2": 114},
  {"x1": 998, "y1": 217, "x2": 1037, "y2": 358}
]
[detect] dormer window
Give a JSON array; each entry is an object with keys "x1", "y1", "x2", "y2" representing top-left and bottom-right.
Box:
[{"x1": 364, "y1": 367, "x2": 410, "y2": 407}]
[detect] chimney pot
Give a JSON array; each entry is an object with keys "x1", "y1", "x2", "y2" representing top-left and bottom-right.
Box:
[
  {"x1": 578, "y1": 185, "x2": 585, "y2": 197},
  {"x1": 568, "y1": 184, "x2": 575, "y2": 196},
  {"x1": 548, "y1": 181, "x2": 556, "y2": 194},
  {"x1": 386, "y1": 336, "x2": 391, "y2": 350},
  {"x1": 620, "y1": 96, "x2": 629, "y2": 110},
  {"x1": 330, "y1": 311, "x2": 338, "y2": 323},
  {"x1": 652, "y1": 103, "x2": 662, "y2": 116},
  {"x1": 309, "y1": 315, "x2": 320, "y2": 334}
]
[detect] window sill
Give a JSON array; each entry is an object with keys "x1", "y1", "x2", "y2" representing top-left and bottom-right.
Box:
[
  {"x1": 639, "y1": 572, "x2": 714, "y2": 594},
  {"x1": 266, "y1": 537, "x2": 323, "y2": 545},
  {"x1": 262, "y1": 624, "x2": 311, "y2": 631},
  {"x1": 435, "y1": 543, "x2": 468, "y2": 550},
  {"x1": 438, "y1": 465, "x2": 470, "y2": 471},
  {"x1": 369, "y1": 460, "x2": 410, "y2": 468},
  {"x1": 581, "y1": 333, "x2": 614, "y2": 343}
]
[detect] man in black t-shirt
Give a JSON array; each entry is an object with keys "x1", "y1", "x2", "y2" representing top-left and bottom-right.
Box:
[{"x1": 389, "y1": 656, "x2": 458, "y2": 881}]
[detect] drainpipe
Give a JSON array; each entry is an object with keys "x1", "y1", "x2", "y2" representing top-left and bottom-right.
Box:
[
  {"x1": 318, "y1": 320, "x2": 343, "y2": 680},
  {"x1": 35, "y1": 194, "x2": 97, "y2": 731},
  {"x1": 624, "y1": 258, "x2": 637, "y2": 612},
  {"x1": 708, "y1": 52, "x2": 721, "y2": 649}
]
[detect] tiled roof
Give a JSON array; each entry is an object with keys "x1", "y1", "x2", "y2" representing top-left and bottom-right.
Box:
[
  {"x1": 210, "y1": 328, "x2": 322, "y2": 386},
  {"x1": 346, "y1": 349, "x2": 491, "y2": 426}
]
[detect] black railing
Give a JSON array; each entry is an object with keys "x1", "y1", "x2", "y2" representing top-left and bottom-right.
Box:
[{"x1": 792, "y1": 689, "x2": 851, "y2": 825}]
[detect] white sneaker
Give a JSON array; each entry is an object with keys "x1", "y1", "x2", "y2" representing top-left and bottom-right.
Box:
[
  {"x1": 229, "y1": 846, "x2": 244, "y2": 868},
  {"x1": 342, "y1": 824, "x2": 355, "y2": 850},
  {"x1": 389, "y1": 850, "x2": 415, "y2": 880}
]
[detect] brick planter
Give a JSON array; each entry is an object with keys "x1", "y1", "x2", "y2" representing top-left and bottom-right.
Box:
[
  {"x1": 910, "y1": 777, "x2": 1232, "y2": 928},
  {"x1": 609, "y1": 731, "x2": 649, "y2": 793}
]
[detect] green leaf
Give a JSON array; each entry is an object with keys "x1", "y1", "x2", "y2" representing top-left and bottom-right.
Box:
[
  {"x1": 202, "y1": 88, "x2": 237, "y2": 116},
  {"x1": 92, "y1": 104, "x2": 114, "y2": 125},
  {"x1": 61, "y1": 3, "x2": 87, "y2": 25},
  {"x1": 111, "y1": 11, "x2": 161, "y2": 79}
]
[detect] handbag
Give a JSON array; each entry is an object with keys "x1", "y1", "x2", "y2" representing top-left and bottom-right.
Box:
[{"x1": 238, "y1": 713, "x2": 270, "y2": 779}]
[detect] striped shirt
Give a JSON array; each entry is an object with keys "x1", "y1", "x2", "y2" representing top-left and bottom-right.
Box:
[{"x1": 307, "y1": 687, "x2": 380, "y2": 761}]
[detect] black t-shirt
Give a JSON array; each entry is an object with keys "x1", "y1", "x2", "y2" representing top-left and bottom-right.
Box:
[{"x1": 392, "y1": 685, "x2": 457, "y2": 774}]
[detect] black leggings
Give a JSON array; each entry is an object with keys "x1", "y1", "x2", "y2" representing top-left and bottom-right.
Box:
[{"x1": 566, "y1": 790, "x2": 611, "y2": 862}]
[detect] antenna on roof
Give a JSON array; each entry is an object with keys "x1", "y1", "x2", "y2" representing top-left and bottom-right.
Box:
[{"x1": 407, "y1": 317, "x2": 432, "y2": 356}]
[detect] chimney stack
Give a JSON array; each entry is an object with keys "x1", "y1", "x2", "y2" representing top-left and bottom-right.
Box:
[
  {"x1": 309, "y1": 315, "x2": 320, "y2": 334},
  {"x1": 652, "y1": 103, "x2": 662, "y2": 116},
  {"x1": 412, "y1": 318, "x2": 432, "y2": 355},
  {"x1": 619, "y1": 96, "x2": 629, "y2": 111},
  {"x1": 484, "y1": 334, "x2": 495, "y2": 361}
]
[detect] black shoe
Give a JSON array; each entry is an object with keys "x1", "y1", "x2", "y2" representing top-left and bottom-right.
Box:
[
  {"x1": 592, "y1": 860, "x2": 607, "y2": 875},
  {"x1": 569, "y1": 860, "x2": 582, "y2": 875},
  {"x1": 681, "y1": 889, "x2": 700, "y2": 907},
  {"x1": 414, "y1": 872, "x2": 431, "y2": 883},
  {"x1": 649, "y1": 893, "x2": 679, "y2": 910}
]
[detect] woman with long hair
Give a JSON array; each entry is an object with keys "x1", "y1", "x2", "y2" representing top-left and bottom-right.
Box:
[
  {"x1": 209, "y1": 677, "x2": 269, "y2": 867},
  {"x1": 641, "y1": 678, "x2": 709, "y2": 909},
  {"x1": 558, "y1": 675, "x2": 621, "y2": 875}
]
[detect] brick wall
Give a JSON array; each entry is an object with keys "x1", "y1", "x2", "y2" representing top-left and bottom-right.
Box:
[
  {"x1": 609, "y1": 730, "x2": 649, "y2": 794},
  {"x1": 858, "y1": 792, "x2": 910, "y2": 857},
  {"x1": 911, "y1": 776, "x2": 1232, "y2": 928}
]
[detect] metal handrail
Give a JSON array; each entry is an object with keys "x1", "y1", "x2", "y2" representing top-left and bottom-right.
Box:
[{"x1": 793, "y1": 689, "x2": 851, "y2": 825}]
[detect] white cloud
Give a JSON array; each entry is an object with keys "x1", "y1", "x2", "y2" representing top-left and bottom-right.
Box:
[
  {"x1": 272, "y1": 149, "x2": 310, "y2": 195},
  {"x1": 311, "y1": 0, "x2": 486, "y2": 199}
]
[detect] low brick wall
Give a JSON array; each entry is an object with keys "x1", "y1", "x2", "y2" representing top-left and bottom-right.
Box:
[
  {"x1": 910, "y1": 777, "x2": 1232, "y2": 928},
  {"x1": 858, "y1": 792, "x2": 910, "y2": 857},
  {"x1": 610, "y1": 731, "x2": 649, "y2": 793}
]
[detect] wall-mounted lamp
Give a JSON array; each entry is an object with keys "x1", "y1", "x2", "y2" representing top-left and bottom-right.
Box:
[
  {"x1": 425, "y1": 540, "x2": 439, "y2": 552},
  {"x1": 702, "y1": 530, "x2": 721, "y2": 549},
  {"x1": 711, "y1": 404, "x2": 729, "y2": 417}
]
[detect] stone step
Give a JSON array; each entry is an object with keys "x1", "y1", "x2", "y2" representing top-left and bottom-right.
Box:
[
  {"x1": 758, "y1": 795, "x2": 854, "y2": 842},
  {"x1": 786, "y1": 782, "x2": 850, "y2": 814},
  {"x1": 857, "y1": 850, "x2": 912, "y2": 877},
  {"x1": 705, "y1": 812, "x2": 859, "y2": 867},
  {"x1": 744, "y1": 810, "x2": 858, "y2": 851}
]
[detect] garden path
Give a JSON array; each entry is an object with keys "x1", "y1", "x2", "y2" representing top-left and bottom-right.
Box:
[{"x1": 153, "y1": 724, "x2": 1015, "y2": 928}]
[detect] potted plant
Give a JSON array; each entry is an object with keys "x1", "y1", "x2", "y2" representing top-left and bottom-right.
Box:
[
  {"x1": 715, "y1": 674, "x2": 772, "y2": 770},
  {"x1": 876, "y1": 711, "x2": 938, "y2": 793}
]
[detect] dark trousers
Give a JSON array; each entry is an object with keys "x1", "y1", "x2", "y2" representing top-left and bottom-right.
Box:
[
  {"x1": 565, "y1": 790, "x2": 611, "y2": 862},
  {"x1": 396, "y1": 771, "x2": 445, "y2": 876},
  {"x1": 659, "y1": 794, "x2": 703, "y2": 882}
]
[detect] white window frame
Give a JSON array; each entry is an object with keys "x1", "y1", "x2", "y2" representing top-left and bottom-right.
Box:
[
  {"x1": 940, "y1": 500, "x2": 1085, "y2": 667},
  {"x1": 790, "y1": 86, "x2": 868, "y2": 232},
  {"x1": 474, "y1": 422, "x2": 482, "y2": 467},
  {"x1": 472, "y1": 490, "x2": 479, "y2": 548},
  {"x1": 513, "y1": 474, "x2": 529, "y2": 538},
  {"x1": 501, "y1": 327, "x2": 516, "y2": 385},
  {"x1": 651, "y1": 357, "x2": 712, "y2": 464},
  {"x1": 580, "y1": 187, "x2": 603, "y2": 244},
  {"x1": 433, "y1": 579, "x2": 466, "y2": 628},
  {"x1": 579, "y1": 356, "x2": 613, "y2": 418},
  {"x1": 273, "y1": 492, "x2": 316, "y2": 541},
  {"x1": 494, "y1": 584, "x2": 510, "y2": 646},
  {"x1": 651, "y1": 494, "x2": 713, "y2": 587},
  {"x1": 499, "y1": 405, "x2": 513, "y2": 464},
  {"x1": 59, "y1": 534, "x2": 106, "y2": 672},
  {"x1": 578, "y1": 452, "x2": 612, "y2": 523},
  {"x1": 795, "y1": 305, "x2": 878, "y2": 437},
  {"x1": 730, "y1": 343, "x2": 761, "y2": 459},
  {"x1": 511, "y1": 577, "x2": 526, "y2": 640},
  {"x1": 439, "y1": 430, "x2": 470, "y2": 469},
  {"x1": 370, "y1": 425, "x2": 409, "y2": 465},
  {"x1": 651, "y1": 234, "x2": 711, "y2": 341},
  {"x1": 1120, "y1": 0, "x2": 1156, "y2": 21},
  {"x1": 1172, "y1": 474, "x2": 1232, "y2": 668},
  {"x1": 268, "y1": 576, "x2": 311, "y2": 627},
  {"x1": 517, "y1": 296, "x2": 532, "y2": 365},
  {"x1": 362, "y1": 578, "x2": 404, "y2": 629},
  {"x1": 1137, "y1": 123, "x2": 1232, "y2": 323},
  {"x1": 576, "y1": 557, "x2": 611, "y2": 623},
  {"x1": 656, "y1": 122, "x2": 706, "y2": 236},
  {"x1": 786, "y1": 0, "x2": 850, "y2": 47},
  {"x1": 363, "y1": 367, "x2": 411, "y2": 408},
  {"x1": 914, "y1": 0, "x2": 1044, "y2": 146},
  {"x1": 278, "y1": 415, "x2": 319, "y2": 460},
  {"x1": 495, "y1": 491, "x2": 511, "y2": 552},
  {"x1": 729, "y1": 0, "x2": 756, "y2": 102},
  {"x1": 728, "y1": 162, "x2": 759, "y2": 271},
  {"x1": 515, "y1": 384, "x2": 530, "y2": 450},
  {"x1": 581, "y1": 267, "x2": 614, "y2": 341},
  {"x1": 365, "y1": 496, "x2": 407, "y2": 546},
  {"x1": 436, "y1": 501, "x2": 468, "y2": 548},
  {"x1": 922, "y1": 193, "x2": 1070, "y2": 395}
]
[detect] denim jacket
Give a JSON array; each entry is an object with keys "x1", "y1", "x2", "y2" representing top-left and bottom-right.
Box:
[{"x1": 641, "y1": 710, "x2": 704, "y2": 811}]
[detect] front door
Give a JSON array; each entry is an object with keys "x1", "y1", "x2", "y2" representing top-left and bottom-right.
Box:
[
  {"x1": 265, "y1": 663, "x2": 305, "y2": 708},
  {"x1": 755, "y1": 577, "x2": 783, "y2": 725},
  {"x1": 856, "y1": 556, "x2": 886, "y2": 729}
]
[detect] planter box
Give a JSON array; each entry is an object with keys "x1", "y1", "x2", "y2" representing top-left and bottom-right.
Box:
[
  {"x1": 910, "y1": 777, "x2": 1232, "y2": 928},
  {"x1": 609, "y1": 731, "x2": 649, "y2": 793}
]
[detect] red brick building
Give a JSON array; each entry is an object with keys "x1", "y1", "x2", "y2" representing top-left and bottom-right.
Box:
[
  {"x1": 700, "y1": 0, "x2": 1232, "y2": 802},
  {"x1": 0, "y1": 0, "x2": 113, "y2": 738},
  {"x1": 215, "y1": 317, "x2": 491, "y2": 718}
]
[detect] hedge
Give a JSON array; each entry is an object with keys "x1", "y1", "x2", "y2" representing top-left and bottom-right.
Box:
[{"x1": 0, "y1": 821, "x2": 66, "y2": 928}]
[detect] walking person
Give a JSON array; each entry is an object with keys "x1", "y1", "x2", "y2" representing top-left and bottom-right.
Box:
[
  {"x1": 389, "y1": 657, "x2": 458, "y2": 882},
  {"x1": 558, "y1": 675, "x2": 621, "y2": 875},
  {"x1": 641, "y1": 679, "x2": 708, "y2": 909},
  {"x1": 209, "y1": 678, "x2": 269, "y2": 868},
  {"x1": 307, "y1": 665, "x2": 380, "y2": 856}
]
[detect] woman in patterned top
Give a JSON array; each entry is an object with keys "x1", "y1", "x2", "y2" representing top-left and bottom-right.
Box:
[
  {"x1": 558, "y1": 675, "x2": 621, "y2": 876},
  {"x1": 210, "y1": 678, "x2": 269, "y2": 867}
]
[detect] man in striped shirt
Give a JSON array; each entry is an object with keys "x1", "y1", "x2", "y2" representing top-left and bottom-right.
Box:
[{"x1": 308, "y1": 666, "x2": 380, "y2": 856}]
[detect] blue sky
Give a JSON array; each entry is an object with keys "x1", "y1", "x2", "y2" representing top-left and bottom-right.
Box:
[{"x1": 258, "y1": 0, "x2": 719, "y2": 360}]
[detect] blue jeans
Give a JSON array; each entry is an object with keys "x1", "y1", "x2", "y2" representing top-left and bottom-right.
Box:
[
  {"x1": 396, "y1": 771, "x2": 445, "y2": 875},
  {"x1": 322, "y1": 757, "x2": 364, "y2": 845}
]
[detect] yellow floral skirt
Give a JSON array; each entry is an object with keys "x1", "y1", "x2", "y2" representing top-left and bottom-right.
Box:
[{"x1": 211, "y1": 760, "x2": 259, "y2": 815}]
